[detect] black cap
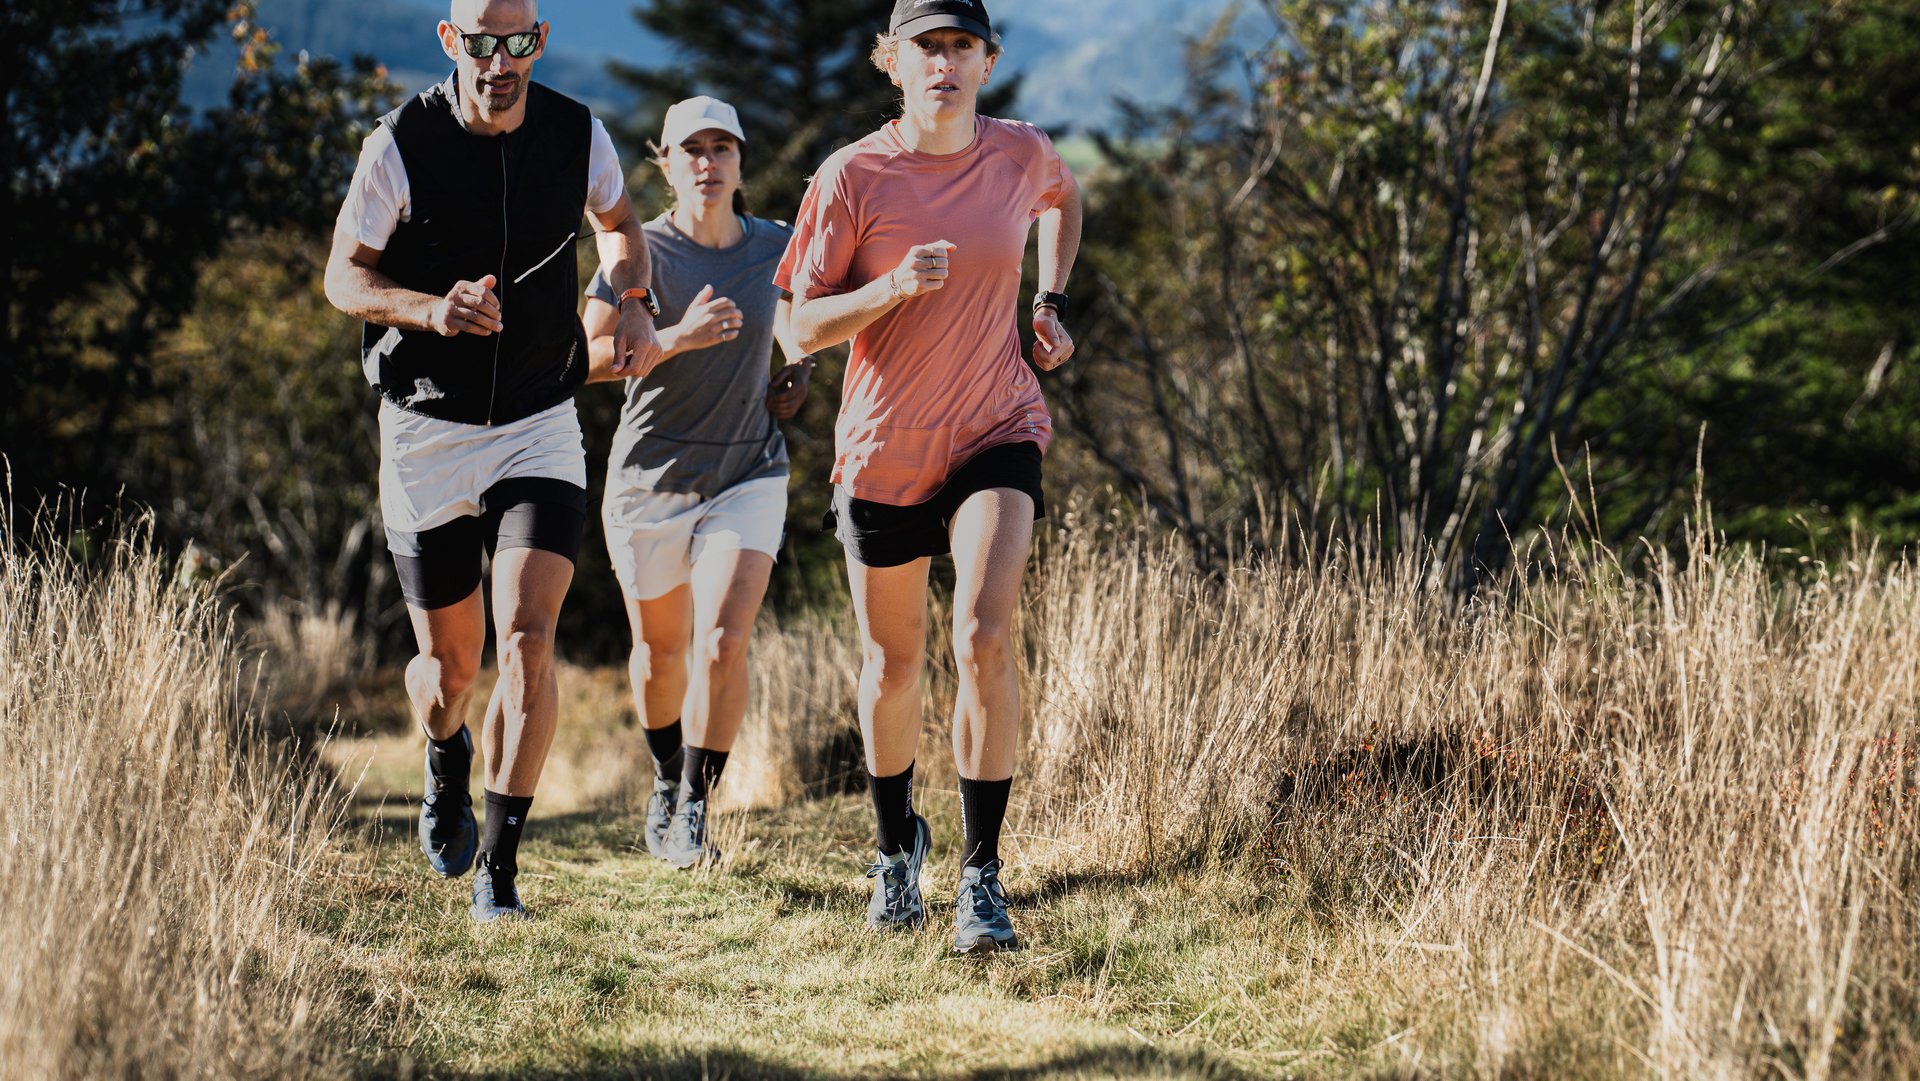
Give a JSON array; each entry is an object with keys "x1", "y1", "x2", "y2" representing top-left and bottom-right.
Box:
[{"x1": 890, "y1": 0, "x2": 991, "y2": 40}]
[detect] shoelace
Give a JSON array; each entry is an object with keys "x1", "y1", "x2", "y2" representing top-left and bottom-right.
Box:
[
  {"x1": 964, "y1": 868, "x2": 1008, "y2": 919},
  {"x1": 865, "y1": 860, "x2": 910, "y2": 906},
  {"x1": 672, "y1": 801, "x2": 707, "y2": 848}
]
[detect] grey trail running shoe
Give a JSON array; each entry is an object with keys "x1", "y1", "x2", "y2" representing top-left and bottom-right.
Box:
[
  {"x1": 643, "y1": 775, "x2": 678, "y2": 860},
  {"x1": 865, "y1": 813, "x2": 931, "y2": 931},
  {"x1": 661, "y1": 795, "x2": 717, "y2": 869},
  {"x1": 418, "y1": 729, "x2": 476, "y2": 878},
  {"x1": 469, "y1": 860, "x2": 528, "y2": 923},
  {"x1": 951, "y1": 859, "x2": 1019, "y2": 954}
]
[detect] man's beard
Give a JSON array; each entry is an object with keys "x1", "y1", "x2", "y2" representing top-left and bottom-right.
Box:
[{"x1": 476, "y1": 75, "x2": 525, "y2": 114}]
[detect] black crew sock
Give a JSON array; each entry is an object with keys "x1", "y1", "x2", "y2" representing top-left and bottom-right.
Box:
[
  {"x1": 959, "y1": 776, "x2": 1012, "y2": 868},
  {"x1": 425, "y1": 727, "x2": 472, "y2": 798},
  {"x1": 681, "y1": 745, "x2": 729, "y2": 803},
  {"x1": 478, "y1": 791, "x2": 534, "y2": 878},
  {"x1": 643, "y1": 720, "x2": 684, "y2": 784},
  {"x1": 867, "y1": 764, "x2": 916, "y2": 857}
]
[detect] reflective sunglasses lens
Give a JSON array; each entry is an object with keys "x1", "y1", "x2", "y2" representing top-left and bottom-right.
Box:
[
  {"x1": 505, "y1": 32, "x2": 539, "y2": 57},
  {"x1": 461, "y1": 33, "x2": 498, "y2": 58}
]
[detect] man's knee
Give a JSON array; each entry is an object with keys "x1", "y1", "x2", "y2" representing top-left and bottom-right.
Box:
[
  {"x1": 498, "y1": 627, "x2": 556, "y2": 681},
  {"x1": 419, "y1": 647, "x2": 481, "y2": 702}
]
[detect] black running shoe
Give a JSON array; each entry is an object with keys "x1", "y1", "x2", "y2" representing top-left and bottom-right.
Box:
[
  {"x1": 419, "y1": 729, "x2": 476, "y2": 878},
  {"x1": 470, "y1": 859, "x2": 528, "y2": 922}
]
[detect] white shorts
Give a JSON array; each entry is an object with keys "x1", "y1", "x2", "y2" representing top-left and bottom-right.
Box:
[
  {"x1": 602, "y1": 474, "x2": 788, "y2": 600},
  {"x1": 378, "y1": 399, "x2": 588, "y2": 535}
]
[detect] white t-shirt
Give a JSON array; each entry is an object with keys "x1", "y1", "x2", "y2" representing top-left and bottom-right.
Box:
[{"x1": 338, "y1": 114, "x2": 624, "y2": 252}]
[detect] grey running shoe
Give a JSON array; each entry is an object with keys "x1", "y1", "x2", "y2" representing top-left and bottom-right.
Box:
[
  {"x1": 419, "y1": 729, "x2": 476, "y2": 878},
  {"x1": 469, "y1": 860, "x2": 528, "y2": 923},
  {"x1": 951, "y1": 859, "x2": 1018, "y2": 953},
  {"x1": 661, "y1": 795, "x2": 717, "y2": 869},
  {"x1": 643, "y1": 775, "x2": 677, "y2": 860},
  {"x1": 864, "y1": 813, "x2": 931, "y2": 931}
]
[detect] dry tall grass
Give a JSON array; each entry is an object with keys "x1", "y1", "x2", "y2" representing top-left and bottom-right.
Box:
[
  {"x1": 1010, "y1": 511, "x2": 1920, "y2": 1077},
  {"x1": 11, "y1": 501, "x2": 1919, "y2": 1078},
  {"x1": 0, "y1": 519, "x2": 351, "y2": 1080}
]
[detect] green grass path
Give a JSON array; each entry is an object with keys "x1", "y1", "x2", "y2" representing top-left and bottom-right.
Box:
[{"x1": 320, "y1": 732, "x2": 1412, "y2": 1080}]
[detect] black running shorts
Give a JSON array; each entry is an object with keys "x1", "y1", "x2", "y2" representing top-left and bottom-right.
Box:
[
  {"x1": 826, "y1": 441, "x2": 1046, "y2": 569},
  {"x1": 387, "y1": 477, "x2": 588, "y2": 610}
]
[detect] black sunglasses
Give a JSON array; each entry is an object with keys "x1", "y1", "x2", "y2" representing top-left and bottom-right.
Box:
[{"x1": 450, "y1": 24, "x2": 541, "y2": 59}]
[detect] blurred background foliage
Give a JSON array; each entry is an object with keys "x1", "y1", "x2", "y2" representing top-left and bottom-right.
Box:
[{"x1": 4, "y1": 0, "x2": 1915, "y2": 658}]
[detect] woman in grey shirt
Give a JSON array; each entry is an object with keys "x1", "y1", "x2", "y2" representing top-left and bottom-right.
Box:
[{"x1": 582, "y1": 96, "x2": 811, "y2": 869}]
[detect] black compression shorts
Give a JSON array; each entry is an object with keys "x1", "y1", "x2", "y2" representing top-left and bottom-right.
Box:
[
  {"x1": 386, "y1": 477, "x2": 588, "y2": 610},
  {"x1": 825, "y1": 441, "x2": 1045, "y2": 569}
]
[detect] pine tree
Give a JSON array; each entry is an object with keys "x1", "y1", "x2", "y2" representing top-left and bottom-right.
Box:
[{"x1": 612, "y1": 0, "x2": 1020, "y2": 221}]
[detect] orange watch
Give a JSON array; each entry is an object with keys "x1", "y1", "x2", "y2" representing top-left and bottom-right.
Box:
[{"x1": 618, "y1": 286, "x2": 661, "y2": 319}]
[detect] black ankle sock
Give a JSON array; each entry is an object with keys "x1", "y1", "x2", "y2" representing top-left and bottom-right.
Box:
[
  {"x1": 478, "y1": 791, "x2": 533, "y2": 878},
  {"x1": 959, "y1": 776, "x2": 1012, "y2": 868},
  {"x1": 644, "y1": 721, "x2": 684, "y2": 783},
  {"x1": 426, "y1": 727, "x2": 472, "y2": 797},
  {"x1": 867, "y1": 764, "x2": 916, "y2": 856},
  {"x1": 681, "y1": 745, "x2": 729, "y2": 803}
]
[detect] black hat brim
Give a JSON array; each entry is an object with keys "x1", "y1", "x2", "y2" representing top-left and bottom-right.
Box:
[{"x1": 893, "y1": 13, "x2": 992, "y2": 40}]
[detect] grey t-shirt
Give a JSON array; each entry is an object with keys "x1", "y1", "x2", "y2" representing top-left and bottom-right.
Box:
[{"x1": 587, "y1": 213, "x2": 792, "y2": 497}]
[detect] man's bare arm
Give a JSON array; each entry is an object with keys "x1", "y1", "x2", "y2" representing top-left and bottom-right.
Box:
[
  {"x1": 322, "y1": 218, "x2": 502, "y2": 335},
  {"x1": 587, "y1": 191, "x2": 663, "y2": 376}
]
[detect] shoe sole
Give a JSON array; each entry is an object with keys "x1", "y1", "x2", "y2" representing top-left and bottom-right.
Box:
[
  {"x1": 664, "y1": 851, "x2": 713, "y2": 870},
  {"x1": 866, "y1": 906, "x2": 926, "y2": 932},
  {"x1": 952, "y1": 933, "x2": 1019, "y2": 954}
]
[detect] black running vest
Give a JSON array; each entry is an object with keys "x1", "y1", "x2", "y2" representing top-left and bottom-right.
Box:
[{"x1": 362, "y1": 77, "x2": 592, "y2": 426}]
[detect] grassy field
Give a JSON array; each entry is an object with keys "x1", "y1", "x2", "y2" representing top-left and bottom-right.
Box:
[
  {"x1": 319, "y1": 676, "x2": 1430, "y2": 1081},
  {"x1": 9, "y1": 513, "x2": 1920, "y2": 1079}
]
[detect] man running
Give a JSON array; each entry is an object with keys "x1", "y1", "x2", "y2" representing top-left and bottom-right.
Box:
[{"x1": 324, "y1": 0, "x2": 663, "y2": 922}]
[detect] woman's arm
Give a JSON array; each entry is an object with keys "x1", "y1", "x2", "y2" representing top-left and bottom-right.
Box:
[
  {"x1": 767, "y1": 296, "x2": 813, "y2": 419},
  {"x1": 790, "y1": 241, "x2": 956, "y2": 354},
  {"x1": 584, "y1": 285, "x2": 743, "y2": 384},
  {"x1": 1031, "y1": 171, "x2": 1083, "y2": 371}
]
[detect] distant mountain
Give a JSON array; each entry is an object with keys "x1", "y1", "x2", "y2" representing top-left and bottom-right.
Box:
[{"x1": 183, "y1": 0, "x2": 1266, "y2": 130}]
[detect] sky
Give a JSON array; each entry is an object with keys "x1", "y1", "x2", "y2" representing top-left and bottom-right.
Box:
[{"x1": 205, "y1": 0, "x2": 1272, "y2": 132}]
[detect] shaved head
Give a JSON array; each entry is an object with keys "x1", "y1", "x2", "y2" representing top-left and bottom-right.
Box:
[{"x1": 449, "y1": 0, "x2": 536, "y2": 28}]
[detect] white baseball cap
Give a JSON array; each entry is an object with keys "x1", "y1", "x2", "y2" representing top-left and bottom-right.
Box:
[{"x1": 659, "y1": 96, "x2": 746, "y2": 148}]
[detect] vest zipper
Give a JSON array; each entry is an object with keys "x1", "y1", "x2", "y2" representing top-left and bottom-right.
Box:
[{"x1": 486, "y1": 141, "x2": 508, "y2": 425}]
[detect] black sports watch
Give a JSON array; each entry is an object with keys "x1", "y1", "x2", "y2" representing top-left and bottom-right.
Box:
[{"x1": 1032, "y1": 290, "x2": 1069, "y2": 316}]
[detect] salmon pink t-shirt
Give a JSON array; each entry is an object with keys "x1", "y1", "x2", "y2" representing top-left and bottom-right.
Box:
[{"x1": 775, "y1": 115, "x2": 1070, "y2": 506}]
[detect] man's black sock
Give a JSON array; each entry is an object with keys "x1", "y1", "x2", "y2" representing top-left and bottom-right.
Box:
[
  {"x1": 478, "y1": 791, "x2": 534, "y2": 878},
  {"x1": 867, "y1": 764, "x2": 916, "y2": 856},
  {"x1": 644, "y1": 720, "x2": 684, "y2": 784},
  {"x1": 426, "y1": 727, "x2": 472, "y2": 797},
  {"x1": 959, "y1": 776, "x2": 1012, "y2": 868},
  {"x1": 681, "y1": 745, "x2": 729, "y2": 803}
]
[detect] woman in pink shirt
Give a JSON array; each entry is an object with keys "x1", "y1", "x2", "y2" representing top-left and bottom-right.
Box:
[{"x1": 777, "y1": 0, "x2": 1081, "y2": 953}]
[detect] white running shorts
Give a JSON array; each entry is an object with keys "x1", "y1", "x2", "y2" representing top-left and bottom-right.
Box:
[
  {"x1": 378, "y1": 399, "x2": 588, "y2": 536},
  {"x1": 602, "y1": 474, "x2": 788, "y2": 601}
]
